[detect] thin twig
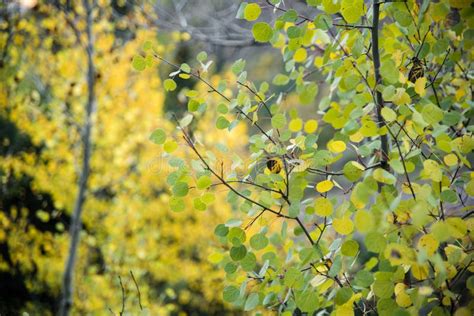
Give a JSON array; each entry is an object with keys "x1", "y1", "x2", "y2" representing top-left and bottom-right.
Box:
[
  {"x1": 130, "y1": 271, "x2": 143, "y2": 311},
  {"x1": 333, "y1": 23, "x2": 373, "y2": 29},
  {"x1": 155, "y1": 54, "x2": 277, "y2": 145},
  {"x1": 176, "y1": 120, "x2": 290, "y2": 219},
  {"x1": 119, "y1": 276, "x2": 126, "y2": 316},
  {"x1": 385, "y1": 124, "x2": 416, "y2": 200}
]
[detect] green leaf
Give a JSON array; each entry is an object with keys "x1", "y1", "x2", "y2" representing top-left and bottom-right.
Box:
[
  {"x1": 197, "y1": 175, "x2": 212, "y2": 189},
  {"x1": 188, "y1": 99, "x2": 200, "y2": 112},
  {"x1": 231, "y1": 59, "x2": 246, "y2": 74},
  {"x1": 394, "y1": 10, "x2": 412, "y2": 27},
  {"x1": 373, "y1": 168, "x2": 397, "y2": 185},
  {"x1": 132, "y1": 55, "x2": 146, "y2": 71},
  {"x1": 366, "y1": 232, "x2": 386, "y2": 253},
  {"x1": 273, "y1": 74, "x2": 290, "y2": 86},
  {"x1": 193, "y1": 198, "x2": 206, "y2": 211},
  {"x1": 163, "y1": 78, "x2": 177, "y2": 91},
  {"x1": 223, "y1": 286, "x2": 240, "y2": 302},
  {"x1": 244, "y1": 3, "x2": 261, "y2": 21},
  {"x1": 196, "y1": 51, "x2": 208, "y2": 62},
  {"x1": 173, "y1": 182, "x2": 189, "y2": 197},
  {"x1": 180, "y1": 63, "x2": 191, "y2": 73},
  {"x1": 224, "y1": 262, "x2": 237, "y2": 274},
  {"x1": 149, "y1": 129, "x2": 166, "y2": 144},
  {"x1": 380, "y1": 59, "x2": 399, "y2": 84},
  {"x1": 284, "y1": 267, "x2": 304, "y2": 289},
  {"x1": 354, "y1": 270, "x2": 374, "y2": 287},
  {"x1": 314, "y1": 14, "x2": 332, "y2": 30},
  {"x1": 230, "y1": 245, "x2": 247, "y2": 261},
  {"x1": 381, "y1": 107, "x2": 397, "y2": 122},
  {"x1": 244, "y1": 293, "x2": 260, "y2": 311},
  {"x1": 341, "y1": 0, "x2": 364, "y2": 23},
  {"x1": 280, "y1": 9, "x2": 298, "y2": 21},
  {"x1": 271, "y1": 113, "x2": 286, "y2": 129},
  {"x1": 241, "y1": 252, "x2": 257, "y2": 271},
  {"x1": 312, "y1": 150, "x2": 333, "y2": 167},
  {"x1": 373, "y1": 280, "x2": 394, "y2": 298},
  {"x1": 295, "y1": 290, "x2": 319, "y2": 312},
  {"x1": 169, "y1": 197, "x2": 185, "y2": 212},
  {"x1": 228, "y1": 227, "x2": 246, "y2": 246},
  {"x1": 335, "y1": 287, "x2": 353, "y2": 305},
  {"x1": 216, "y1": 116, "x2": 230, "y2": 129},
  {"x1": 341, "y1": 239, "x2": 359, "y2": 257},
  {"x1": 421, "y1": 103, "x2": 444, "y2": 125},
  {"x1": 441, "y1": 190, "x2": 457, "y2": 203},
  {"x1": 299, "y1": 83, "x2": 318, "y2": 105},
  {"x1": 287, "y1": 26, "x2": 302, "y2": 39},
  {"x1": 252, "y1": 22, "x2": 273, "y2": 43},
  {"x1": 343, "y1": 161, "x2": 364, "y2": 182},
  {"x1": 214, "y1": 224, "x2": 229, "y2": 237},
  {"x1": 250, "y1": 233, "x2": 269, "y2": 250}
]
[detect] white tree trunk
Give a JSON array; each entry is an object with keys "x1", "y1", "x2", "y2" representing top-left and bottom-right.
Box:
[{"x1": 58, "y1": 1, "x2": 96, "y2": 315}]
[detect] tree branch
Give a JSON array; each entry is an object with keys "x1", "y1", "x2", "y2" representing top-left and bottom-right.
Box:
[
  {"x1": 130, "y1": 271, "x2": 143, "y2": 311},
  {"x1": 154, "y1": 54, "x2": 278, "y2": 145},
  {"x1": 371, "y1": 1, "x2": 390, "y2": 170}
]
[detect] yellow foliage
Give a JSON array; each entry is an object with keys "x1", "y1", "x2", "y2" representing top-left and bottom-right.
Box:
[{"x1": 0, "y1": 3, "x2": 246, "y2": 314}]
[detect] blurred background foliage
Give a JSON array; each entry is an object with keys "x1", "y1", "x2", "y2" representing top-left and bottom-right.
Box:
[{"x1": 0, "y1": 0, "x2": 285, "y2": 314}]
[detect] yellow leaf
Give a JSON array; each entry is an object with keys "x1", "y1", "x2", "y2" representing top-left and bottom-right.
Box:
[
  {"x1": 327, "y1": 140, "x2": 346, "y2": 153},
  {"x1": 164, "y1": 140, "x2": 178, "y2": 153},
  {"x1": 314, "y1": 56, "x2": 324, "y2": 68},
  {"x1": 294, "y1": 48, "x2": 307, "y2": 63},
  {"x1": 466, "y1": 179, "x2": 474, "y2": 196},
  {"x1": 417, "y1": 234, "x2": 439, "y2": 256},
  {"x1": 423, "y1": 159, "x2": 442, "y2": 182},
  {"x1": 384, "y1": 243, "x2": 414, "y2": 265},
  {"x1": 207, "y1": 252, "x2": 223, "y2": 264},
  {"x1": 354, "y1": 210, "x2": 374, "y2": 233},
  {"x1": 411, "y1": 263, "x2": 429, "y2": 280},
  {"x1": 304, "y1": 119, "x2": 318, "y2": 133},
  {"x1": 243, "y1": 3, "x2": 261, "y2": 21},
  {"x1": 289, "y1": 118, "x2": 303, "y2": 132},
  {"x1": 395, "y1": 290, "x2": 412, "y2": 308},
  {"x1": 333, "y1": 216, "x2": 354, "y2": 235},
  {"x1": 392, "y1": 88, "x2": 411, "y2": 106},
  {"x1": 442, "y1": 296, "x2": 451, "y2": 306},
  {"x1": 349, "y1": 131, "x2": 364, "y2": 143},
  {"x1": 335, "y1": 305, "x2": 354, "y2": 316},
  {"x1": 443, "y1": 153, "x2": 458, "y2": 167},
  {"x1": 316, "y1": 180, "x2": 334, "y2": 193},
  {"x1": 414, "y1": 77, "x2": 427, "y2": 97},
  {"x1": 314, "y1": 197, "x2": 333, "y2": 217}
]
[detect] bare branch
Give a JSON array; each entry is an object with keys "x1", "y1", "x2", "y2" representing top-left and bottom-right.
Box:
[{"x1": 130, "y1": 271, "x2": 143, "y2": 311}]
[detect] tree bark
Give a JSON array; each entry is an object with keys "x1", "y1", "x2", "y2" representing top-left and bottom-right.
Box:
[
  {"x1": 58, "y1": 1, "x2": 96, "y2": 315},
  {"x1": 371, "y1": 1, "x2": 390, "y2": 170}
]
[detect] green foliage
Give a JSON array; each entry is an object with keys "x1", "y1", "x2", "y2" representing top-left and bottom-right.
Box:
[{"x1": 148, "y1": 0, "x2": 474, "y2": 314}]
